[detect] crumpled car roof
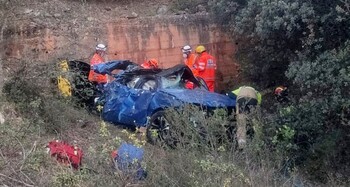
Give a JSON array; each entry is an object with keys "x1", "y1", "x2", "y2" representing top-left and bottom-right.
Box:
[{"x1": 94, "y1": 60, "x2": 201, "y2": 86}]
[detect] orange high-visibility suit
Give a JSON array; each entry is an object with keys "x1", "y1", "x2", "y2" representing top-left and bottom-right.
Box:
[
  {"x1": 193, "y1": 52, "x2": 216, "y2": 92},
  {"x1": 88, "y1": 53, "x2": 108, "y2": 84},
  {"x1": 184, "y1": 53, "x2": 198, "y2": 77}
]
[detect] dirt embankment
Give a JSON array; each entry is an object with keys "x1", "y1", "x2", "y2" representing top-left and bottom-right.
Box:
[{"x1": 1, "y1": 0, "x2": 239, "y2": 92}]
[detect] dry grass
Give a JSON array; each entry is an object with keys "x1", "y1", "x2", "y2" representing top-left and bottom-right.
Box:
[
  {"x1": 0, "y1": 64, "x2": 268, "y2": 187},
  {"x1": 0, "y1": 61, "x2": 343, "y2": 187}
]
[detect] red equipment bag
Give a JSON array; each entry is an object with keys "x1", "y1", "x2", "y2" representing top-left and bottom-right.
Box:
[{"x1": 47, "y1": 140, "x2": 83, "y2": 169}]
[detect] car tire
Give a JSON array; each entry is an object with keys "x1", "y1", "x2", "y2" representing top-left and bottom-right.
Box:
[{"x1": 146, "y1": 110, "x2": 177, "y2": 148}]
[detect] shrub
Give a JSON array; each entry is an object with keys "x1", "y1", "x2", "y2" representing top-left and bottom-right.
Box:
[
  {"x1": 2, "y1": 62, "x2": 93, "y2": 133},
  {"x1": 211, "y1": 0, "x2": 350, "y2": 183},
  {"x1": 284, "y1": 41, "x2": 350, "y2": 182},
  {"x1": 210, "y1": 0, "x2": 350, "y2": 87}
]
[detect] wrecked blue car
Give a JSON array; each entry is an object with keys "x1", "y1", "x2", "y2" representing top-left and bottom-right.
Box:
[
  {"x1": 57, "y1": 59, "x2": 236, "y2": 143},
  {"x1": 93, "y1": 60, "x2": 236, "y2": 143}
]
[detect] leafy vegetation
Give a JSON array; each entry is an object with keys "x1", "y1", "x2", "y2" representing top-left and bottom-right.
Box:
[
  {"x1": 1, "y1": 0, "x2": 349, "y2": 186},
  {"x1": 211, "y1": 0, "x2": 350, "y2": 184}
]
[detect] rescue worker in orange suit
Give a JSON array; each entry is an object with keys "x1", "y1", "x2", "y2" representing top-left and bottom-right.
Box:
[
  {"x1": 182, "y1": 45, "x2": 198, "y2": 89},
  {"x1": 88, "y1": 44, "x2": 108, "y2": 85},
  {"x1": 193, "y1": 45, "x2": 217, "y2": 92},
  {"x1": 182, "y1": 45, "x2": 198, "y2": 76},
  {"x1": 141, "y1": 58, "x2": 159, "y2": 69}
]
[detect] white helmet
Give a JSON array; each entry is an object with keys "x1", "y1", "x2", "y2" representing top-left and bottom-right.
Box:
[
  {"x1": 96, "y1": 43, "x2": 107, "y2": 51},
  {"x1": 182, "y1": 45, "x2": 192, "y2": 53}
]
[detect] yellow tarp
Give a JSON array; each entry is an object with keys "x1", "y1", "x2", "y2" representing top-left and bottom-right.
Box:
[{"x1": 57, "y1": 60, "x2": 72, "y2": 97}]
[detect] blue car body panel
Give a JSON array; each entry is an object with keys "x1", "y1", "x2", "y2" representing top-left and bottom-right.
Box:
[
  {"x1": 159, "y1": 89, "x2": 235, "y2": 108},
  {"x1": 93, "y1": 60, "x2": 136, "y2": 75},
  {"x1": 102, "y1": 83, "x2": 153, "y2": 127},
  {"x1": 95, "y1": 60, "x2": 236, "y2": 128}
]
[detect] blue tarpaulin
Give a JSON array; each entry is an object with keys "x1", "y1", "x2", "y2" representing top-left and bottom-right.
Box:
[{"x1": 114, "y1": 143, "x2": 146, "y2": 180}]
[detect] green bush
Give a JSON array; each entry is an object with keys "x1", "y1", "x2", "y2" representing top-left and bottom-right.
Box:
[
  {"x1": 211, "y1": 0, "x2": 350, "y2": 183},
  {"x1": 211, "y1": 0, "x2": 350, "y2": 87},
  {"x1": 284, "y1": 41, "x2": 350, "y2": 182},
  {"x1": 211, "y1": 0, "x2": 315, "y2": 87}
]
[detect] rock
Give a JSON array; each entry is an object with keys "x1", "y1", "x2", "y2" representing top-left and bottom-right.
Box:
[
  {"x1": 33, "y1": 11, "x2": 41, "y2": 17},
  {"x1": 127, "y1": 12, "x2": 138, "y2": 19},
  {"x1": 24, "y1": 9, "x2": 33, "y2": 14},
  {"x1": 157, "y1": 5, "x2": 168, "y2": 15},
  {"x1": 43, "y1": 13, "x2": 51, "y2": 17},
  {"x1": 0, "y1": 112, "x2": 5, "y2": 124},
  {"x1": 54, "y1": 13, "x2": 61, "y2": 18},
  {"x1": 132, "y1": 12, "x2": 138, "y2": 17},
  {"x1": 105, "y1": 7, "x2": 111, "y2": 11},
  {"x1": 87, "y1": 17, "x2": 94, "y2": 21}
]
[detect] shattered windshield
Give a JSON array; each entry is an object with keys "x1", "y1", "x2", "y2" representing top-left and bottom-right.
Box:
[{"x1": 161, "y1": 74, "x2": 183, "y2": 89}]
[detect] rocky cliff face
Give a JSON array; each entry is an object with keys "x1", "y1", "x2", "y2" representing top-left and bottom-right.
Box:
[{"x1": 0, "y1": 0, "x2": 240, "y2": 92}]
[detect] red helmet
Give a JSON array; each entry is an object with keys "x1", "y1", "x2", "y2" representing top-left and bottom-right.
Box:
[{"x1": 141, "y1": 58, "x2": 159, "y2": 69}]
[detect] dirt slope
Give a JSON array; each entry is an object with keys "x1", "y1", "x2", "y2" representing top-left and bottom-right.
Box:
[
  {"x1": 3, "y1": 0, "x2": 174, "y2": 23},
  {"x1": 0, "y1": 0, "x2": 176, "y2": 87}
]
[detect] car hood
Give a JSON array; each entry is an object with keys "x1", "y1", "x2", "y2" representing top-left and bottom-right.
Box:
[{"x1": 158, "y1": 88, "x2": 236, "y2": 108}]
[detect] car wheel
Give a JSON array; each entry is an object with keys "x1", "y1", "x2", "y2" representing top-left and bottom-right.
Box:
[{"x1": 146, "y1": 110, "x2": 177, "y2": 148}]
